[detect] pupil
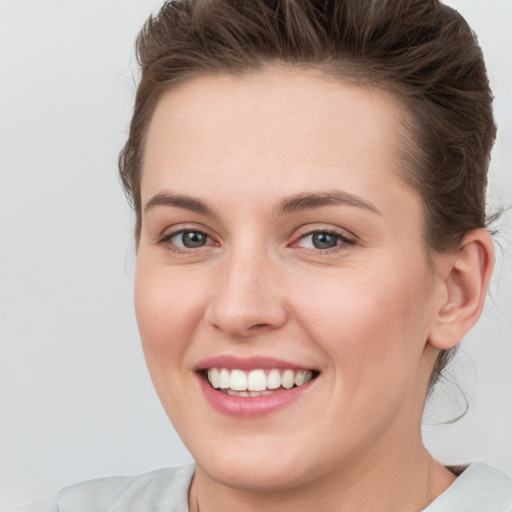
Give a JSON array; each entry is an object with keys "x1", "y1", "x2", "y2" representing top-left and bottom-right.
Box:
[
  {"x1": 313, "y1": 232, "x2": 338, "y2": 249},
  {"x1": 182, "y1": 231, "x2": 206, "y2": 248}
]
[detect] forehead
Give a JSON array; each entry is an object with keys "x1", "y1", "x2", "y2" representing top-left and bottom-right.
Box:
[{"x1": 141, "y1": 66, "x2": 413, "y2": 208}]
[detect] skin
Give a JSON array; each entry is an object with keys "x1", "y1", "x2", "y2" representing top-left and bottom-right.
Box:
[{"x1": 134, "y1": 67, "x2": 493, "y2": 511}]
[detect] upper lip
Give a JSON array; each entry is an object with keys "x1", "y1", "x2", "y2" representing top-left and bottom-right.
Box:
[{"x1": 194, "y1": 355, "x2": 316, "y2": 372}]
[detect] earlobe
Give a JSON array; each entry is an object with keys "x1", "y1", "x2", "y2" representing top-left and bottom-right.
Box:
[{"x1": 428, "y1": 229, "x2": 494, "y2": 350}]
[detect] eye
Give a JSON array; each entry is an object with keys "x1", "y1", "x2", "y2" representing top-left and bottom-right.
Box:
[
  {"x1": 162, "y1": 229, "x2": 212, "y2": 249},
  {"x1": 295, "y1": 230, "x2": 355, "y2": 250}
]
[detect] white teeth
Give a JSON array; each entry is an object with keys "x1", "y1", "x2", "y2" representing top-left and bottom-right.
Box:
[
  {"x1": 281, "y1": 369, "x2": 295, "y2": 389},
  {"x1": 208, "y1": 368, "x2": 220, "y2": 388},
  {"x1": 247, "y1": 369, "x2": 266, "y2": 391},
  {"x1": 294, "y1": 370, "x2": 307, "y2": 386},
  {"x1": 206, "y1": 367, "x2": 314, "y2": 394},
  {"x1": 219, "y1": 368, "x2": 230, "y2": 389},
  {"x1": 227, "y1": 389, "x2": 249, "y2": 396},
  {"x1": 230, "y1": 369, "x2": 247, "y2": 391},
  {"x1": 266, "y1": 368, "x2": 281, "y2": 389}
]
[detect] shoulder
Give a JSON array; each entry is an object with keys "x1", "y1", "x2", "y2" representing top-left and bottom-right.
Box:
[
  {"x1": 424, "y1": 461, "x2": 512, "y2": 511},
  {"x1": 56, "y1": 464, "x2": 195, "y2": 512}
]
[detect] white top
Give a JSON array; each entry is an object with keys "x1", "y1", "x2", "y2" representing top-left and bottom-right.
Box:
[{"x1": 20, "y1": 461, "x2": 512, "y2": 511}]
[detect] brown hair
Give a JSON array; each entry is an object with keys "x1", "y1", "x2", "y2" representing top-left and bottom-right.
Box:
[{"x1": 119, "y1": 0, "x2": 496, "y2": 390}]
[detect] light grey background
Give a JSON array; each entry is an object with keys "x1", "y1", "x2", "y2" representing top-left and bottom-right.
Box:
[{"x1": 0, "y1": 1, "x2": 511, "y2": 510}]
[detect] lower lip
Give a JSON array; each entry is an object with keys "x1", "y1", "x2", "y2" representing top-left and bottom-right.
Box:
[{"x1": 197, "y1": 374, "x2": 315, "y2": 418}]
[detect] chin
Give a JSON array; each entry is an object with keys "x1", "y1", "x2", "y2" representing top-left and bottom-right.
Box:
[
  {"x1": 188, "y1": 433, "x2": 333, "y2": 493},
  {"x1": 199, "y1": 456, "x2": 311, "y2": 492}
]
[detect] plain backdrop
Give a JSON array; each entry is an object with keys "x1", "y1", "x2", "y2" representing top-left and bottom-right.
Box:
[{"x1": 0, "y1": 1, "x2": 511, "y2": 510}]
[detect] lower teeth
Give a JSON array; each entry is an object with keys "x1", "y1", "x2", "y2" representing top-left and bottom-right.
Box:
[{"x1": 221, "y1": 387, "x2": 292, "y2": 397}]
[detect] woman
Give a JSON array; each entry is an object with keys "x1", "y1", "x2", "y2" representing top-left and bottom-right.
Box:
[{"x1": 52, "y1": 0, "x2": 512, "y2": 510}]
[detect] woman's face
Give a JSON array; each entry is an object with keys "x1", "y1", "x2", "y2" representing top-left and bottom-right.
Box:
[{"x1": 135, "y1": 67, "x2": 446, "y2": 490}]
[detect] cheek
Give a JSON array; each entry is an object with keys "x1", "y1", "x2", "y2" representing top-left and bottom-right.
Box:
[
  {"x1": 133, "y1": 260, "x2": 212, "y2": 428},
  {"x1": 295, "y1": 262, "x2": 433, "y2": 385},
  {"x1": 134, "y1": 261, "x2": 206, "y2": 369}
]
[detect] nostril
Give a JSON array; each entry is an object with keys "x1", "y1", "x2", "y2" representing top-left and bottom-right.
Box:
[{"x1": 204, "y1": 290, "x2": 288, "y2": 337}]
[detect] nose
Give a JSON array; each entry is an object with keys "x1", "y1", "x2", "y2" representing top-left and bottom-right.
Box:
[{"x1": 204, "y1": 247, "x2": 288, "y2": 338}]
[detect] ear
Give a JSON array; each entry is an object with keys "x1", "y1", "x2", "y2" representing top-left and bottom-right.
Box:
[{"x1": 428, "y1": 229, "x2": 494, "y2": 350}]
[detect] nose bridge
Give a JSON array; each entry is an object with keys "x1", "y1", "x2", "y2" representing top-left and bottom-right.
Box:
[{"x1": 206, "y1": 240, "x2": 287, "y2": 337}]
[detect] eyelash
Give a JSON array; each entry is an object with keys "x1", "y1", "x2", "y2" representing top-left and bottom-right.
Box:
[
  {"x1": 292, "y1": 228, "x2": 356, "y2": 253},
  {"x1": 157, "y1": 227, "x2": 356, "y2": 255},
  {"x1": 158, "y1": 228, "x2": 217, "y2": 254}
]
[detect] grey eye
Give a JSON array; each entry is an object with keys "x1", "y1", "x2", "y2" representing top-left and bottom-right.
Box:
[
  {"x1": 300, "y1": 232, "x2": 341, "y2": 249},
  {"x1": 311, "y1": 232, "x2": 339, "y2": 249},
  {"x1": 173, "y1": 231, "x2": 209, "y2": 248}
]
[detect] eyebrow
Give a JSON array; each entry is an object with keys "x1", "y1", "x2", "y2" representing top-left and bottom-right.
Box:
[
  {"x1": 144, "y1": 192, "x2": 216, "y2": 216},
  {"x1": 276, "y1": 191, "x2": 381, "y2": 215},
  {"x1": 143, "y1": 189, "x2": 380, "y2": 217}
]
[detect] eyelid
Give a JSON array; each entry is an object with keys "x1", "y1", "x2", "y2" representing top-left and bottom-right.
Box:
[
  {"x1": 292, "y1": 223, "x2": 356, "y2": 241},
  {"x1": 155, "y1": 222, "x2": 356, "y2": 254},
  {"x1": 157, "y1": 223, "x2": 218, "y2": 249},
  {"x1": 290, "y1": 224, "x2": 357, "y2": 251}
]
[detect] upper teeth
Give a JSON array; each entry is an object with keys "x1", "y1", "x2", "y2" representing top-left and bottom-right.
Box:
[{"x1": 207, "y1": 368, "x2": 313, "y2": 392}]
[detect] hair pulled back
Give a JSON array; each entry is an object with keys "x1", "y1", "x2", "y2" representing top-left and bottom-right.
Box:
[{"x1": 119, "y1": 0, "x2": 496, "y2": 389}]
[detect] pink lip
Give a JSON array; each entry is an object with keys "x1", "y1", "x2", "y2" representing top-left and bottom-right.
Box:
[
  {"x1": 197, "y1": 375, "x2": 316, "y2": 418},
  {"x1": 194, "y1": 356, "x2": 318, "y2": 418},
  {"x1": 194, "y1": 355, "x2": 313, "y2": 372}
]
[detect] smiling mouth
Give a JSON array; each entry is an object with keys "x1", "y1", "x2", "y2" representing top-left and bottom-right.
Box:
[{"x1": 204, "y1": 368, "x2": 318, "y2": 397}]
